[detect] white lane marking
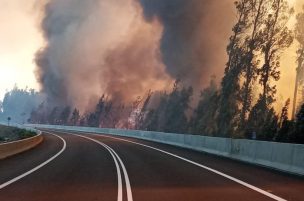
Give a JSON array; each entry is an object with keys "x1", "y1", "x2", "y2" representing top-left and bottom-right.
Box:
[
  {"x1": 70, "y1": 133, "x2": 123, "y2": 201},
  {"x1": 0, "y1": 131, "x2": 66, "y2": 190},
  {"x1": 58, "y1": 131, "x2": 133, "y2": 201},
  {"x1": 90, "y1": 133, "x2": 287, "y2": 201},
  {"x1": 102, "y1": 143, "x2": 133, "y2": 201}
]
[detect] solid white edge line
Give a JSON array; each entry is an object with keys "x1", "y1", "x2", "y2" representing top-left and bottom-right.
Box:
[
  {"x1": 70, "y1": 133, "x2": 123, "y2": 201},
  {"x1": 0, "y1": 131, "x2": 66, "y2": 190},
  {"x1": 92, "y1": 133, "x2": 287, "y2": 201}
]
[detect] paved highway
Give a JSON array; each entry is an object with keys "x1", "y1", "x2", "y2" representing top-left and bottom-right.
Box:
[{"x1": 0, "y1": 129, "x2": 303, "y2": 201}]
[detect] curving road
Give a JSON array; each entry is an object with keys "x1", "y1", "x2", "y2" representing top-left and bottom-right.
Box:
[{"x1": 0, "y1": 129, "x2": 303, "y2": 201}]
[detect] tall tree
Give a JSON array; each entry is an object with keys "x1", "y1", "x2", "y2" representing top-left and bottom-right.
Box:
[
  {"x1": 217, "y1": 0, "x2": 252, "y2": 137},
  {"x1": 258, "y1": 0, "x2": 293, "y2": 108},
  {"x1": 240, "y1": 0, "x2": 269, "y2": 127},
  {"x1": 248, "y1": 0, "x2": 293, "y2": 137}
]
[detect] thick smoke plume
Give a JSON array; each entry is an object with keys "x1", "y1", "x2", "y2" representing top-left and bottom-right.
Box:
[
  {"x1": 36, "y1": 0, "x2": 170, "y2": 111},
  {"x1": 36, "y1": 0, "x2": 235, "y2": 111},
  {"x1": 138, "y1": 0, "x2": 235, "y2": 88}
]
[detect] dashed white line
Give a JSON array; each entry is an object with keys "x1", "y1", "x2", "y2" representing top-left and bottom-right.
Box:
[{"x1": 0, "y1": 131, "x2": 66, "y2": 190}]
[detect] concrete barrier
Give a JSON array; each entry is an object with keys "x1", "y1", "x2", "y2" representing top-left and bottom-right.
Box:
[
  {"x1": 28, "y1": 124, "x2": 304, "y2": 176},
  {"x1": 0, "y1": 133, "x2": 43, "y2": 159}
]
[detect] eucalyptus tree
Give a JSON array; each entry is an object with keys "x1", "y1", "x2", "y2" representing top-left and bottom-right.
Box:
[{"x1": 217, "y1": 0, "x2": 252, "y2": 137}]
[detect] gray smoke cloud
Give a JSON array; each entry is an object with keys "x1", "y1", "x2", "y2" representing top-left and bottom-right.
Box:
[
  {"x1": 138, "y1": 0, "x2": 235, "y2": 88},
  {"x1": 35, "y1": 0, "x2": 235, "y2": 111},
  {"x1": 35, "y1": 0, "x2": 170, "y2": 111}
]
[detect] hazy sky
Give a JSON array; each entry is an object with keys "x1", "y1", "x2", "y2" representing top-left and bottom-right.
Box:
[{"x1": 0, "y1": 0, "x2": 42, "y2": 99}]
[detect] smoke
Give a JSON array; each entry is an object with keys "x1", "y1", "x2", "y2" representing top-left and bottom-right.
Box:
[
  {"x1": 138, "y1": 0, "x2": 235, "y2": 88},
  {"x1": 101, "y1": 15, "x2": 170, "y2": 102},
  {"x1": 35, "y1": 0, "x2": 170, "y2": 111},
  {"x1": 35, "y1": 0, "x2": 236, "y2": 111}
]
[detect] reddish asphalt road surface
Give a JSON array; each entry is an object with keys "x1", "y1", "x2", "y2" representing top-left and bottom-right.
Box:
[{"x1": 0, "y1": 129, "x2": 303, "y2": 201}]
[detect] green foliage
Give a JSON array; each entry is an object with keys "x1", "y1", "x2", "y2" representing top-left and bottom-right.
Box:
[
  {"x1": 0, "y1": 125, "x2": 36, "y2": 142},
  {"x1": 18, "y1": 130, "x2": 36, "y2": 139}
]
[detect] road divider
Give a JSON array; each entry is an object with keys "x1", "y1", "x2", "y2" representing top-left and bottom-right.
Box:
[
  {"x1": 28, "y1": 124, "x2": 304, "y2": 176},
  {"x1": 0, "y1": 131, "x2": 43, "y2": 160}
]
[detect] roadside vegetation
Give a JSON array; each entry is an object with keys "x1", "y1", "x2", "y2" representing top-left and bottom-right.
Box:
[{"x1": 0, "y1": 125, "x2": 36, "y2": 143}]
